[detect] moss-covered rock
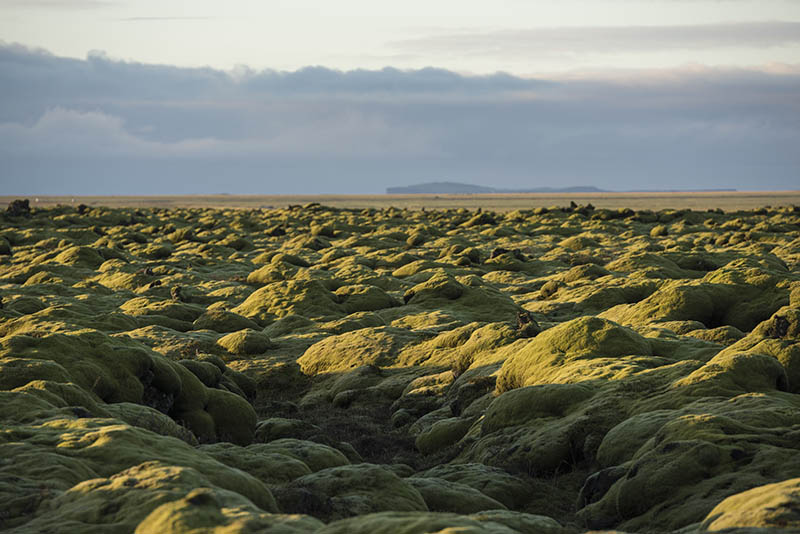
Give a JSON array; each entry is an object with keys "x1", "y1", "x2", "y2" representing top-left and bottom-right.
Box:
[
  {"x1": 198, "y1": 442, "x2": 313, "y2": 485},
  {"x1": 193, "y1": 309, "x2": 260, "y2": 333},
  {"x1": 414, "y1": 416, "x2": 474, "y2": 455},
  {"x1": 298, "y1": 327, "x2": 422, "y2": 375},
  {"x1": 282, "y1": 463, "x2": 428, "y2": 520},
  {"x1": 418, "y1": 464, "x2": 530, "y2": 509},
  {"x1": 134, "y1": 486, "x2": 322, "y2": 534},
  {"x1": 232, "y1": 279, "x2": 344, "y2": 325},
  {"x1": 216, "y1": 328, "x2": 273, "y2": 356},
  {"x1": 700, "y1": 477, "x2": 800, "y2": 531},
  {"x1": 254, "y1": 438, "x2": 350, "y2": 472},
  {"x1": 496, "y1": 316, "x2": 653, "y2": 392},
  {"x1": 335, "y1": 284, "x2": 400, "y2": 314},
  {"x1": 406, "y1": 477, "x2": 507, "y2": 514}
]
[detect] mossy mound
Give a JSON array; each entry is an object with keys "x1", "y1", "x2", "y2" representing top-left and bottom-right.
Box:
[
  {"x1": 601, "y1": 257, "x2": 790, "y2": 331},
  {"x1": 216, "y1": 328, "x2": 273, "y2": 355},
  {"x1": 198, "y1": 442, "x2": 313, "y2": 484},
  {"x1": 135, "y1": 487, "x2": 322, "y2": 534},
  {"x1": 418, "y1": 464, "x2": 531, "y2": 509},
  {"x1": 232, "y1": 279, "x2": 344, "y2": 325},
  {"x1": 316, "y1": 510, "x2": 566, "y2": 534},
  {"x1": 496, "y1": 316, "x2": 653, "y2": 392},
  {"x1": 700, "y1": 477, "x2": 800, "y2": 531},
  {"x1": 193, "y1": 309, "x2": 260, "y2": 333},
  {"x1": 0, "y1": 414, "x2": 276, "y2": 529},
  {"x1": 579, "y1": 393, "x2": 800, "y2": 531},
  {"x1": 253, "y1": 438, "x2": 351, "y2": 472},
  {"x1": 0, "y1": 330, "x2": 257, "y2": 445},
  {"x1": 298, "y1": 327, "x2": 423, "y2": 375},
  {"x1": 335, "y1": 284, "x2": 400, "y2": 314},
  {"x1": 402, "y1": 271, "x2": 523, "y2": 323},
  {"x1": 280, "y1": 463, "x2": 428, "y2": 521},
  {"x1": 17, "y1": 461, "x2": 316, "y2": 534},
  {"x1": 406, "y1": 477, "x2": 507, "y2": 514}
]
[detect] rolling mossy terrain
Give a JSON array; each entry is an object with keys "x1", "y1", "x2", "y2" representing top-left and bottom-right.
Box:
[{"x1": 1, "y1": 200, "x2": 799, "y2": 533}]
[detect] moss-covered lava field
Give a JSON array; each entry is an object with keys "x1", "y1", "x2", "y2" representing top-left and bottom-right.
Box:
[{"x1": 1, "y1": 199, "x2": 799, "y2": 533}]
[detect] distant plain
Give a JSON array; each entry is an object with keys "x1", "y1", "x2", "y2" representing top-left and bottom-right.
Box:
[{"x1": 5, "y1": 191, "x2": 799, "y2": 212}]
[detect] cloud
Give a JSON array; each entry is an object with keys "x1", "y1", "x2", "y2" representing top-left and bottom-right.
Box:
[
  {"x1": 116, "y1": 16, "x2": 216, "y2": 22},
  {"x1": 0, "y1": 0, "x2": 116, "y2": 9},
  {"x1": 391, "y1": 21, "x2": 800, "y2": 58},
  {"x1": 0, "y1": 43, "x2": 798, "y2": 194}
]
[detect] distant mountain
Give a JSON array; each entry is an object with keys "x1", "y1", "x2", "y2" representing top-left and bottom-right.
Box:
[{"x1": 386, "y1": 182, "x2": 606, "y2": 194}]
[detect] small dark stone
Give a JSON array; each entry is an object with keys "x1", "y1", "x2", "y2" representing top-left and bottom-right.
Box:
[
  {"x1": 274, "y1": 487, "x2": 333, "y2": 518},
  {"x1": 766, "y1": 315, "x2": 790, "y2": 338},
  {"x1": 185, "y1": 488, "x2": 219, "y2": 507},
  {"x1": 539, "y1": 280, "x2": 561, "y2": 299},
  {"x1": 516, "y1": 310, "x2": 541, "y2": 338},
  {"x1": 490, "y1": 247, "x2": 509, "y2": 259},
  {"x1": 577, "y1": 466, "x2": 627, "y2": 508},
  {"x1": 142, "y1": 386, "x2": 174, "y2": 414},
  {"x1": 77, "y1": 204, "x2": 89, "y2": 215},
  {"x1": 170, "y1": 286, "x2": 184, "y2": 301},
  {"x1": 6, "y1": 199, "x2": 31, "y2": 217},
  {"x1": 70, "y1": 406, "x2": 93, "y2": 418}
]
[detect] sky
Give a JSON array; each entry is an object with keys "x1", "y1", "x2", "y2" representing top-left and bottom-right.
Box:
[{"x1": 1, "y1": 0, "x2": 799, "y2": 194}]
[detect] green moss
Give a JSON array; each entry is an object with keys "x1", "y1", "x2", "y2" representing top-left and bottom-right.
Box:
[
  {"x1": 199, "y1": 442, "x2": 313, "y2": 485},
  {"x1": 483, "y1": 383, "x2": 595, "y2": 434},
  {"x1": 232, "y1": 279, "x2": 344, "y2": 325},
  {"x1": 254, "y1": 439, "x2": 350, "y2": 472},
  {"x1": 701, "y1": 477, "x2": 800, "y2": 530},
  {"x1": 335, "y1": 284, "x2": 400, "y2": 314},
  {"x1": 497, "y1": 316, "x2": 653, "y2": 392},
  {"x1": 298, "y1": 327, "x2": 423, "y2": 375},
  {"x1": 192, "y1": 310, "x2": 259, "y2": 333},
  {"x1": 283, "y1": 463, "x2": 427, "y2": 521},
  {"x1": 418, "y1": 464, "x2": 530, "y2": 509},
  {"x1": 406, "y1": 477, "x2": 506, "y2": 514},
  {"x1": 205, "y1": 387, "x2": 257, "y2": 445},
  {"x1": 414, "y1": 416, "x2": 474, "y2": 455},
  {"x1": 216, "y1": 329, "x2": 273, "y2": 356}
]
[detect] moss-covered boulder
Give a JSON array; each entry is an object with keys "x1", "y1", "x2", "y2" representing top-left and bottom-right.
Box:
[
  {"x1": 418, "y1": 464, "x2": 530, "y2": 509},
  {"x1": 700, "y1": 477, "x2": 800, "y2": 531},
  {"x1": 578, "y1": 393, "x2": 800, "y2": 531},
  {"x1": 254, "y1": 438, "x2": 350, "y2": 472},
  {"x1": 298, "y1": 327, "x2": 422, "y2": 375},
  {"x1": 193, "y1": 310, "x2": 260, "y2": 333},
  {"x1": 135, "y1": 487, "x2": 322, "y2": 534},
  {"x1": 15, "y1": 461, "x2": 313, "y2": 534},
  {"x1": 316, "y1": 510, "x2": 565, "y2": 534},
  {"x1": 198, "y1": 442, "x2": 313, "y2": 485},
  {"x1": 406, "y1": 477, "x2": 507, "y2": 514},
  {"x1": 335, "y1": 284, "x2": 400, "y2": 314},
  {"x1": 496, "y1": 316, "x2": 653, "y2": 392},
  {"x1": 281, "y1": 463, "x2": 428, "y2": 520},
  {"x1": 232, "y1": 279, "x2": 344, "y2": 325},
  {"x1": 216, "y1": 328, "x2": 273, "y2": 356},
  {"x1": 402, "y1": 271, "x2": 523, "y2": 323}
]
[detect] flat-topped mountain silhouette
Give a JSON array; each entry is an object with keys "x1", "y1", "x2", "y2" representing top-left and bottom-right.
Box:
[{"x1": 386, "y1": 182, "x2": 606, "y2": 194}]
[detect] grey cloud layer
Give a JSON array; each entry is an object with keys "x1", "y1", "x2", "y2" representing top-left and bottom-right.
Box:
[
  {"x1": 393, "y1": 21, "x2": 800, "y2": 57},
  {"x1": 1, "y1": 43, "x2": 798, "y2": 194},
  {"x1": 0, "y1": 1, "x2": 116, "y2": 9}
]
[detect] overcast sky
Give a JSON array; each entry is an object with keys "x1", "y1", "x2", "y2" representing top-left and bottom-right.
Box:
[{"x1": 1, "y1": 0, "x2": 799, "y2": 194}]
